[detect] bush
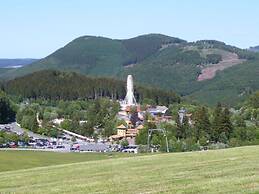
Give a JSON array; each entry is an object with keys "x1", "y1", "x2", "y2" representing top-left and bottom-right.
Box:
[
  {"x1": 199, "y1": 136, "x2": 208, "y2": 146},
  {"x1": 219, "y1": 132, "x2": 228, "y2": 144},
  {"x1": 205, "y1": 54, "x2": 222, "y2": 64},
  {"x1": 120, "y1": 139, "x2": 129, "y2": 147},
  {"x1": 208, "y1": 142, "x2": 228, "y2": 150},
  {"x1": 138, "y1": 145, "x2": 149, "y2": 153},
  {"x1": 229, "y1": 138, "x2": 240, "y2": 147}
]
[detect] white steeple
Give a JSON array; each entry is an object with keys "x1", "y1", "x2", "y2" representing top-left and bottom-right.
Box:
[{"x1": 124, "y1": 75, "x2": 137, "y2": 106}]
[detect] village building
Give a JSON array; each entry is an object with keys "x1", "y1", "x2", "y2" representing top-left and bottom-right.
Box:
[
  {"x1": 117, "y1": 124, "x2": 127, "y2": 137},
  {"x1": 146, "y1": 105, "x2": 168, "y2": 116}
]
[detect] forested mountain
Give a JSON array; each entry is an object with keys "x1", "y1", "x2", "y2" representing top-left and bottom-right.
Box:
[
  {"x1": 2, "y1": 70, "x2": 180, "y2": 105},
  {"x1": 3, "y1": 34, "x2": 186, "y2": 78},
  {"x1": 2, "y1": 34, "x2": 259, "y2": 105}
]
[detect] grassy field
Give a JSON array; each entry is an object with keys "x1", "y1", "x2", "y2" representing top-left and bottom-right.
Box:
[
  {"x1": 0, "y1": 146, "x2": 259, "y2": 193},
  {"x1": 0, "y1": 150, "x2": 134, "y2": 172}
]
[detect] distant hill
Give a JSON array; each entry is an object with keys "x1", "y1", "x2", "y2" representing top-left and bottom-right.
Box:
[
  {"x1": 249, "y1": 45, "x2": 259, "y2": 52},
  {"x1": 0, "y1": 59, "x2": 38, "y2": 78},
  {"x1": 5, "y1": 34, "x2": 186, "y2": 78},
  {"x1": 0, "y1": 58, "x2": 38, "y2": 68},
  {"x1": 2, "y1": 34, "x2": 259, "y2": 105}
]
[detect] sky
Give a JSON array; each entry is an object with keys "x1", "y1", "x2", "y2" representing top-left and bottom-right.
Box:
[{"x1": 0, "y1": 0, "x2": 259, "y2": 58}]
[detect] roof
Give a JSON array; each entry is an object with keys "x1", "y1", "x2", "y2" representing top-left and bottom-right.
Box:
[
  {"x1": 117, "y1": 124, "x2": 127, "y2": 129},
  {"x1": 136, "y1": 125, "x2": 144, "y2": 130},
  {"x1": 118, "y1": 111, "x2": 128, "y2": 116},
  {"x1": 147, "y1": 106, "x2": 168, "y2": 114},
  {"x1": 109, "y1": 134, "x2": 124, "y2": 139}
]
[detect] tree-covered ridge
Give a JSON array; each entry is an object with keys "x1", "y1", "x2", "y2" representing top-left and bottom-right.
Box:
[
  {"x1": 121, "y1": 34, "x2": 186, "y2": 64},
  {"x1": 4, "y1": 34, "x2": 252, "y2": 80},
  {"x1": 192, "y1": 40, "x2": 257, "y2": 60},
  {"x1": 3, "y1": 70, "x2": 180, "y2": 105},
  {"x1": 2, "y1": 34, "x2": 259, "y2": 105}
]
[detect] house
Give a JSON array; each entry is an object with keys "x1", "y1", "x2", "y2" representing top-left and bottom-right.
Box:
[
  {"x1": 52, "y1": 118, "x2": 65, "y2": 125},
  {"x1": 116, "y1": 124, "x2": 127, "y2": 137},
  {"x1": 126, "y1": 128, "x2": 138, "y2": 137},
  {"x1": 146, "y1": 106, "x2": 168, "y2": 116},
  {"x1": 109, "y1": 123, "x2": 143, "y2": 143}
]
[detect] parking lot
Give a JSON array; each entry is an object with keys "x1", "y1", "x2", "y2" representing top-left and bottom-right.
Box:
[{"x1": 0, "y1": 123, "x2": 138, "y2": 153}]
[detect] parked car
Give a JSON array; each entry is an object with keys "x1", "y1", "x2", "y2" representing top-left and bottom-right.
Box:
[
  {"x1": 122, "y1": 145, "x2": 138, "y2": 153},
  {"x1": 18, "y1": 141, "x2": 28, "y2": 147},
  {"x1": 56, "y1": 145, "x2": 65, "y2": 149},
  {"x1": 28, "y1": 140, "x2": 36, "y2": 147},
  {"x1": 70, "y1": 144, "x2": 80, "y2": 151},
  {"x1": 46, "y1": 145, "x2": 54, "y2": 149},
  {"x1": 9, "y1": 142, "x2": 17, "y2": 148},
  {"x1": 0, "y1": 143, "x2": 9, "y2": 148},
  {"x1": 4, "y1": 126, "x2": 11, "y2": 130}
]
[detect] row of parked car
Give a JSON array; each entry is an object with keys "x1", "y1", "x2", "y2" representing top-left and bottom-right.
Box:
[
  {"x1": 27, "y1": 138, "x2": 66, "y2": 149},
  {"x1": 0, "y1": 135, "x2": 66, "y2": 149},
  {"x1": 108, "y1": 144, "x2": 139, "y2": 153}
]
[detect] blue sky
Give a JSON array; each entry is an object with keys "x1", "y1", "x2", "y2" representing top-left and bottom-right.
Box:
[{"x1": 0, "y1": 0, "x2": 259, "y2": 58}]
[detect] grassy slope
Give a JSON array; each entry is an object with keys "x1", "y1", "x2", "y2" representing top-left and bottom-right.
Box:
[
  {"x1": 0, "y1": 146, "x2": 259, "y2": 193},
  {"x1": 0, "y1": 151, "x2": 134, "y2": 172}
]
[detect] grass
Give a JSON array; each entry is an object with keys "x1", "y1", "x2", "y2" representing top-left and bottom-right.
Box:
[
  {"x1": 0, "y1": 150, "x2": 135, "y2": 172},
  {"x1": 0, "y1": 146, "x2": 259, "y2": 193}
]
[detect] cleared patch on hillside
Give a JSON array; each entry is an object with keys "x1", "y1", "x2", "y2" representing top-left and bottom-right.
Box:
[{"x1": 198, "y1": 51, "x2": 246, "y2": 81}]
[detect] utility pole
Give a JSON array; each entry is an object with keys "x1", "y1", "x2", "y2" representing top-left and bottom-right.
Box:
[{"x1": 147, "y1": 128, "x2": 169, "y2": 153}]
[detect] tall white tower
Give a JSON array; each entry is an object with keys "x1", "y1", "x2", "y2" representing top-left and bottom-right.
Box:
[{"x1": 124, "y1": 75, "x2": 137, "y2": 106}]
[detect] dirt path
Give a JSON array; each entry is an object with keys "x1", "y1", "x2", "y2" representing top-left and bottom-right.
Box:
[{"x1": 197, "y1": 52, "x2": 246, "y2": 81}]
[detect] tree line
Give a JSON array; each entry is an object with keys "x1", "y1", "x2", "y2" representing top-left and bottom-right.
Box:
[{"x1": 3, "y1": 70, "x2": 180, "y2": 106}]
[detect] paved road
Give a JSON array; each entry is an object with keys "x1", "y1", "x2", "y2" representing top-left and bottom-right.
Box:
[{"x1": 0, "y1": 122, "x2": 51, "y2": 140}]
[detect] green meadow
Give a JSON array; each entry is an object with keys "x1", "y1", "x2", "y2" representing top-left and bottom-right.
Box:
[
  {"x1": 0, "y1": 146, "x2": 259, "y2": 193},
  {"x1": 0, "y1": 150, "x2": 133, "y2": 172}
]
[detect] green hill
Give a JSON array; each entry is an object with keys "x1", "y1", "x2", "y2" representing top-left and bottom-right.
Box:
[
  {"x1": 3, "y1": 34, "x2": 259, "y2": 105},
  {"x1": 0, "y1": 146, "x2": 259, "y2": 193}
]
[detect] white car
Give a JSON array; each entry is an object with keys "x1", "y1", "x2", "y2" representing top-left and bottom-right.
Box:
[{"x1": 122, "y1": 146, "x2": 138, "y2": 153}]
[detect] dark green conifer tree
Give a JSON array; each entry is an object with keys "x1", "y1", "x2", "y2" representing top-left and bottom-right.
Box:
[{"x1": 193, "y1": 106, "x2": 211, "y2": 140}]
